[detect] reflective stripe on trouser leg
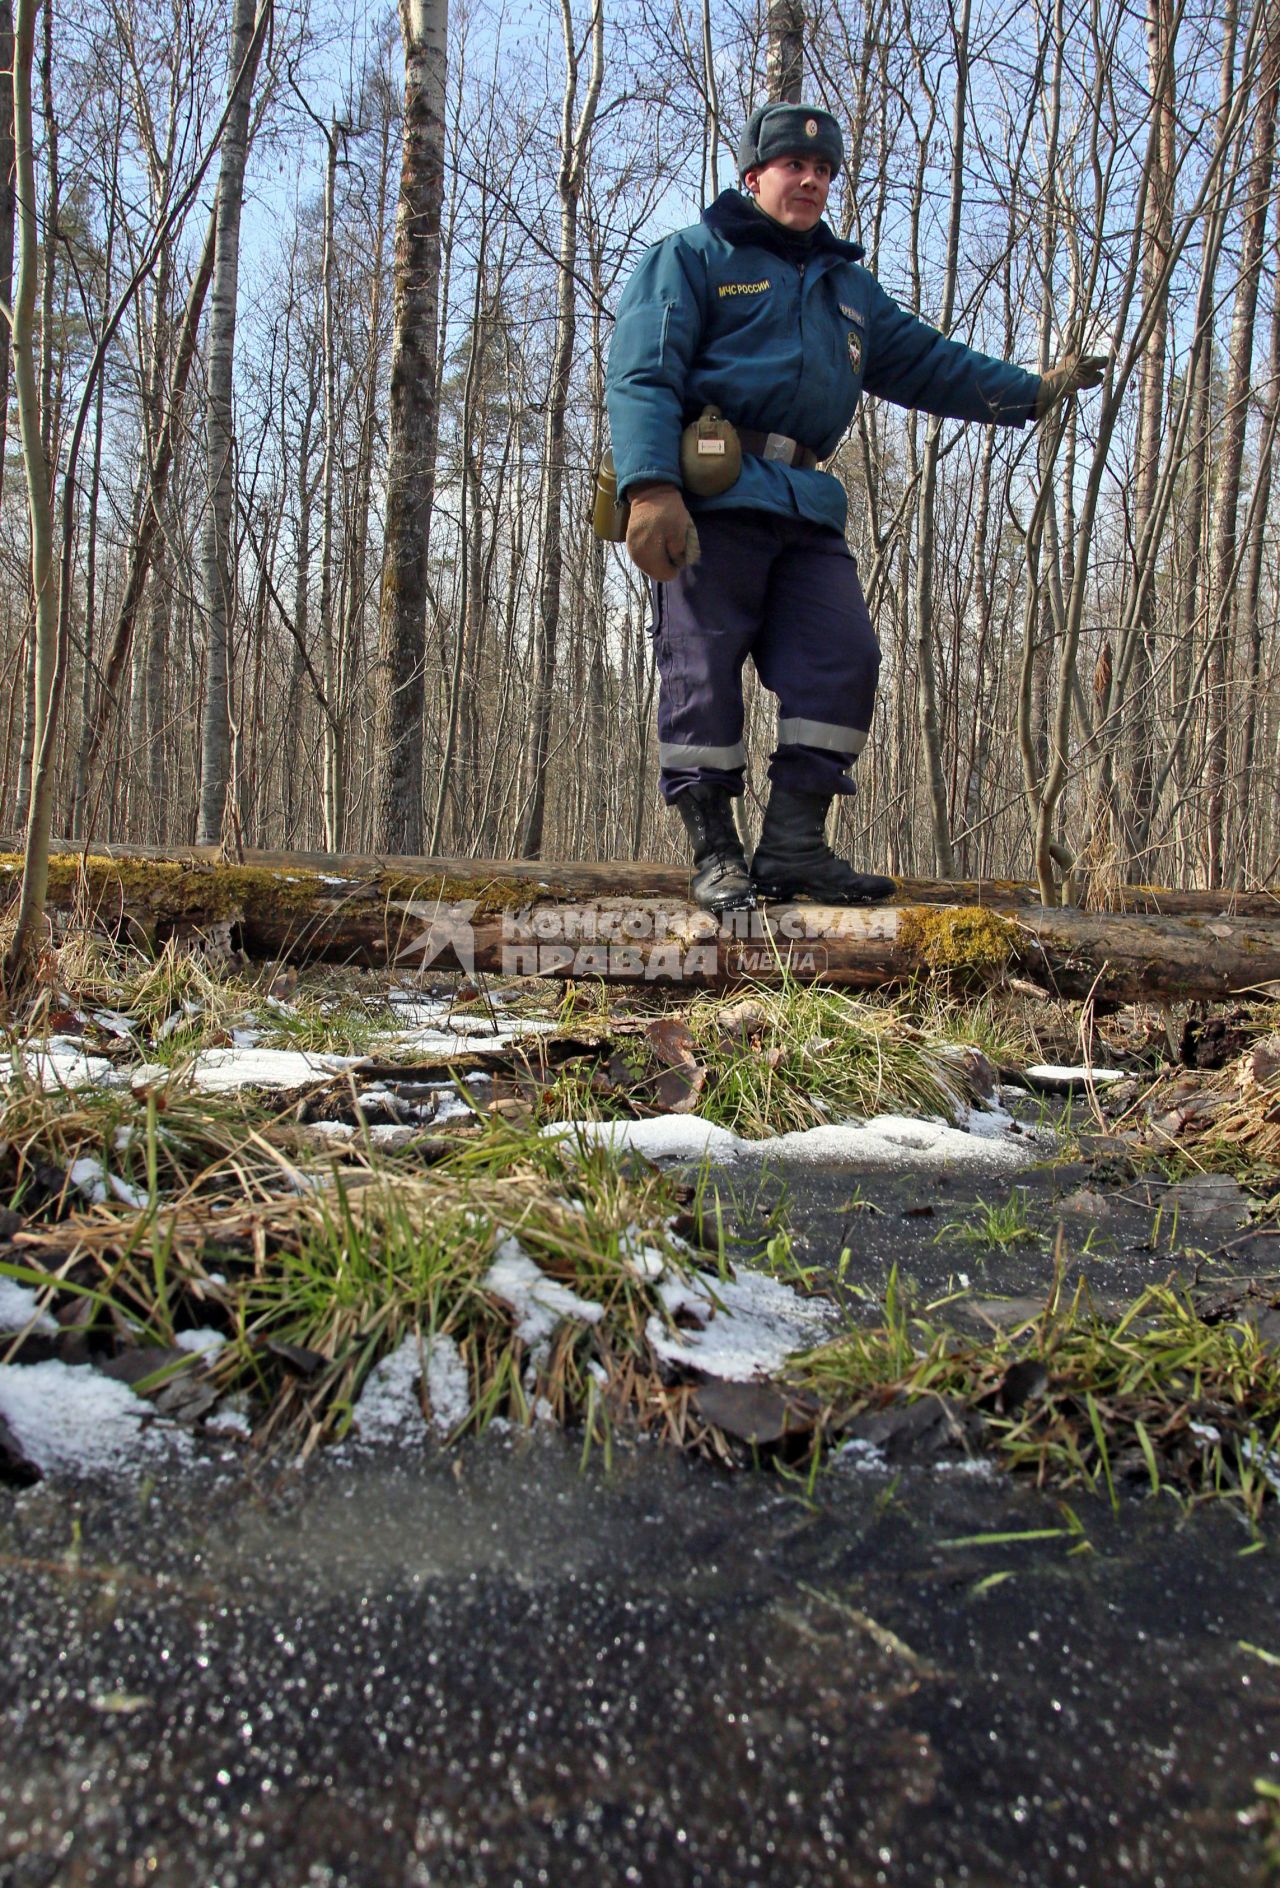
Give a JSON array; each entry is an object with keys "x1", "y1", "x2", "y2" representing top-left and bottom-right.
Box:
[
  {"x1": 650, "y1": 513, "x2": 786, "y2": 802},
  {"x1": 776, "y1": 719, "x2": 868, "y2": 757},
  {"x1": 754, "y1": 524, "x2": 880, "y2": 798},
  {"x1": 659, "y1": 740, "x2": 747, "y2": 771}
]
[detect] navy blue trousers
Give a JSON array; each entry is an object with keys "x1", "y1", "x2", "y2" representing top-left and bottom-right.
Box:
[{"x1": 651, "y1": 510, "x2": 881, "y2": 804}]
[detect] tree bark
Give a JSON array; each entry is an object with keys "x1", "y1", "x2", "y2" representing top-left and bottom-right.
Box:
[
  {"x1": 370, "y1": 0, "x2": 448, "y2": 854},
  {"x1": 197, "y1": 0, "x2": 264, "y2": 844},
  {"x1": 0, "y1": 0, "x2": 15, "y2": 518},
  {"x1": 765, "y1": 0, "x2": 805, "y2": 101},
  {"x1": 1206, "y1": 1, "x2": 1280, "y2": 884},
  {"x1": 2, "y1": 0, "x2": 58, "y2": 992},
  {"x1": 1121, "y1": 0, "x2": 1176, "y2": 875}
]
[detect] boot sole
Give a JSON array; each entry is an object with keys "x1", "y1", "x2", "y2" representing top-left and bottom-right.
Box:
[{"x1": 698, "y1": 891, "x2": 758, "y2": 913}]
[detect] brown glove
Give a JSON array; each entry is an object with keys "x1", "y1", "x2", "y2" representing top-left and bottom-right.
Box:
[
  {"x1": 625, "y1": 483, "x2": 701, "y2": 582},
  {"x1": 1034, "y1": 354, "x2": 1109, "y2": 418}
]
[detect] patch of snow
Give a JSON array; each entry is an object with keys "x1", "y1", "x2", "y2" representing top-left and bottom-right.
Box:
[
  {"x1": 0, "y1": 1360, "x2": 190, "y2": 1474},
  {"x1": 155, "y1": 1004, "x2": 205, "y2": 1042},
  {"x1": 383, "y1": 1006, "x2": 556, "y2": 1057},
  {"x1": 962, "y1": 1101, "x2": 1021, "y2": 1140},
  {"x1": 91, "y1": 1010, "x2": 135, "y2": 1038},
  {"x1": 304, "y1": 1120, "x2": 357, "y2": 1142},
  {"x1": 351, "y1": 1341, "x2": 420, "y2": 1441},
  {"x1": 619, "y1": 1224, "x2": 667, "y2": 1280},
  {"x1": 544, "y1": 1116, "x2": 744, "y2": 1160},
  {"x1": 545, "y1": 1110, "x2": 1038, "y2": 1170},
  {"x1": 484, "y1": 1235, "x2": 606, "y2": 1349},
  {"x1": 761, "y1": 1115, "x2": 1035, "y2": 1170},
  {"x1": 0, "y1": 1279, "x2": 57, "y2": 1335},
  {"x1": 185, "y1": 1047, "x2": 363, "y2": 1093},
  {"x1": 230, "y1": 1027, "x2": 264, "y2": 1047},
  {"x1": 647, "y1": 1266, "x2": 833, "y2": 1381},
  {"x1": 66, "y1": 1160, "x2": 148, "y2": 1210},
  {"x1": 129, "y1": 1063, "x2": 170, "y2": 1091},
  {"x1": 175, "y1": 1327, "x2": 224, "y2": 1359},
  {"x1": 302, "y1": 1117, "x2": 428, "y2": 1152},
  {"x1": 425, "y1": 1338, "x2": 472, "y2": 1432},
  {"x1": 353, "y1": 1083, "x2": 406, "y2": 1114},
  {"x1": 67, "y1": 1158, "x2": 108, "y2": 1204},
  {"x1": 5, "y1": 1038, "x2": 120, "y2": 1091},
  {"x1": 1241, "y1": 1438, "x2": 1280, "y2": 1496},
  {"x1": 368, "y1": 1124, "x2": 424, "y2": 1149},
  {"x1": 351, "y1": 1333, "x2": 471, "y2": 1441},
  {"x1": 837, "y1": 1436, "x2": 890, "y2": 1472},
  {"x1": 1024, "y1": 1064, "x2": 1128, "y2": 1089},
  {"x1": 206, "y1": 1400, "x2": 251, "y2": 1438}
]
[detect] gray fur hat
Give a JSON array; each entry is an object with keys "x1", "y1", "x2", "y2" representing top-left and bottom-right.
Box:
[{"x1": 736, "y1": 103, "x2": 844, "y2": 177}]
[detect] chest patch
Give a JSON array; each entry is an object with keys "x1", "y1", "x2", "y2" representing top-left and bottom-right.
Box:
[
  {"x1": 718, "y1": 279, "x2": 771, "y2": 298},
  {"x1": 847, "y1": 329, "x2": 863, "y2": 373},
  {"x1": 840, "y1": 302, "x2": 866, "y2": 324}
]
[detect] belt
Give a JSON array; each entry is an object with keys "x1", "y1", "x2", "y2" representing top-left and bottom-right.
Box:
[{"x1": 737, "y1": 429, "x2": 821, "y2": 470}]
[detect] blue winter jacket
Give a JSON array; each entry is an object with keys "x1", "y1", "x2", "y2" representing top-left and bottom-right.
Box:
[{"x1": 606, "y1": 190, "x2": 1042, "y2": 536}]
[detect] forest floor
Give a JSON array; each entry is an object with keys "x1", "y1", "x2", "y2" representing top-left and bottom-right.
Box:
[{"x1": 2, "y1": 939, "x2": 1280, "y2": 1882}]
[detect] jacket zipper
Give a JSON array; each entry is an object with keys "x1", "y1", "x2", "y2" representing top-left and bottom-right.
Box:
[{"x1": 792, "y1": 259, "x2": 806, "y2": 421}]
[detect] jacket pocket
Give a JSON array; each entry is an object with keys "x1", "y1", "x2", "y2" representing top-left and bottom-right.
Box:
[{"x1": 612, "y1": 299, "x2": 674, "y2": 375}]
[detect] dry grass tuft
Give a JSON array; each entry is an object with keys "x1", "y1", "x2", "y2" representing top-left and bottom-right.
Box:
[{"x1": 3, "y1": 1120, "x2": 722, "y2": 1457}]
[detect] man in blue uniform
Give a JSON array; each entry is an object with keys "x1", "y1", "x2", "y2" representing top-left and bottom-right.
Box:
[{"x1": 605, "y1": 102, "x2": 1104, "y2": 911}]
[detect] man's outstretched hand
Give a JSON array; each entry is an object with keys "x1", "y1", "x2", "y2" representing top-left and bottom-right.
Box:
[
  {"x1": 625, "y1": 483, "x2": 701, "y2": 581},
  {"x1": 1035, "y1": 354, "x2": 1109, "y2": 418}
]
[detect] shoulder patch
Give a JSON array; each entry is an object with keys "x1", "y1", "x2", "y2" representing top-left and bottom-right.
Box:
[
  {"x1": 839, "y1": 302, "x2": 866, "y2": 324},
  {"x1": 718, "y1": 279, "x2": 772, "y2": 299}
]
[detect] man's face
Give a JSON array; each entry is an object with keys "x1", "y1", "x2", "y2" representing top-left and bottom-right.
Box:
[{"x1": 745, "y1": 154, "x2": 832, "y2": 230}]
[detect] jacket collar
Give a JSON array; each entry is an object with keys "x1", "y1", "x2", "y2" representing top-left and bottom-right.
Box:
[{"x1": 702, "y1": 188, "x2": 864, "y2": 262}]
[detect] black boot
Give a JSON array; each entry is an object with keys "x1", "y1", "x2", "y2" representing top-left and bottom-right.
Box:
[
  {"x1": 751, "y1": 786, "x2": 895, "y2": 904},
  {"x1": 672, "y1": 784, "x2": 756, "y2": 913}
]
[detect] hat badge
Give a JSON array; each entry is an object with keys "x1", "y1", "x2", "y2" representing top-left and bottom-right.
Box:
[{"x1": 805, "y1": 118, "x2": 818, "y2": 136}]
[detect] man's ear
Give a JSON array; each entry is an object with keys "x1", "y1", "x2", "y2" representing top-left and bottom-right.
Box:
[{"x1": 743, "y1": 166, "x2": 760, "y2": 195}]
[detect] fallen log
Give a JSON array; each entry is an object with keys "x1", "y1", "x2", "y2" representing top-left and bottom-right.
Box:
[
  {"x1": 6, "y1": 852, "x2": 1280, "y2": 1004},
  {"x1": 6, "y1": 836, "x2": 1280, "y2": 919}
]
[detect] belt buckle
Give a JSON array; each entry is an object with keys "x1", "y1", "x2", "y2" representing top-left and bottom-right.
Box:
[{"x1": 762, "y1": 432, "x2": 795, "y2": 464}]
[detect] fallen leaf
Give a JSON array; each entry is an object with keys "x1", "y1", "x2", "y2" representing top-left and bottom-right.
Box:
[
  {"x1": 693, "y1": 1379, "x2": 817, "y2": 1445},
  {"x1": 645, "y1": 1017, "x2": 698, "y2": 1067},
  {"x1": 653, "y1": 1064, "x2": 707, "y2": 1114}
]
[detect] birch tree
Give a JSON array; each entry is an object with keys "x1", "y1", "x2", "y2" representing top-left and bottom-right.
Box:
[{"x1": 197, "y1": 0, "x2": 269, "y2": 844}]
